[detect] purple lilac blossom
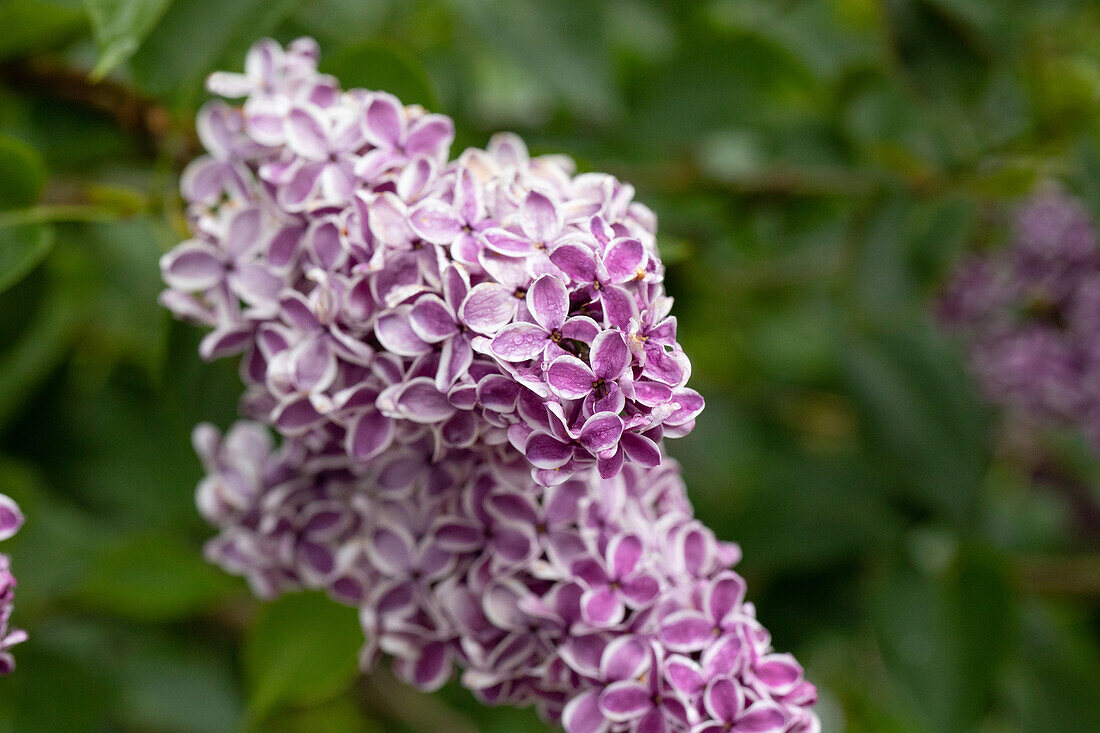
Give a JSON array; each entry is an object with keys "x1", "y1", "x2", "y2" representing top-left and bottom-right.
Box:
[
  {"x1": 164, "y1": 38, "x2": 819, "y2": 733},
  {"x1": 940, "y1": 188, "x2": 1100, "y2": 448},
  {"x1": 0, "y1": 493, "x2": 26, "y2": 676}
]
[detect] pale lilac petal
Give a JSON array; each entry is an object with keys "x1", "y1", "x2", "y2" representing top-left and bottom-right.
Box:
[
  {"x1": 306, "y1": 219, "x2": 344, "y2": 270},
  {"x1": 602, "y1": 237, "x2": 647, "y2": 283},
  {"x1": 454, "y1": 167, "x2": 481, "y2": 223},
  {"x1": 522, "y1": 190, "x2": 563, "y2": 242},
  {"x1": 459, "y1": 283, "x2": 517, "y2": 335},
  {"x1": 405, "y1": 114, "x2": 454, "y2": 156},
  {"x1": 396, "y1": 377, "x2": 456, "y2": 423},
  {"x1": 547, "y1": 356, "x2": 595, "y2": 399},
  {"x1": 642, "y1": 341, "x2": 686, "y2": 385},
  {"x1": 364, "y1": 93, "x2": 405, "y2": 148},
  {"x1": 482, "y1": 228, "x2": 536, "y2": 257},
  {"x1": 409, "y1": 200, "x2": 464, "y2": 244},
  {"x1": 375, "y1": 307, "x2": 433, "y2": 356},
  {"x1": 527, "y1": 274, "x2": 569, "y2": 331},
  {"x1": 225, "y1": 208, "x2": 262, "y2": 258},
  {"x1": 368, "y1": 193, "x2": 413, "y2": 247},
  {"x1": 161, "y1": 241, "x2": 224, "y2": 291},
  {"x1": 409, "y1": 295, "x2": 458, "y2": 342},
  {"x1": 279, "y1": 161, "x2": 324, "y2": 209},
  {"x1": 286, "y1": 106, "x2": 329, "y2": 160},
  {"x1": 491, "y1": 323, "x2": 548, "y2": 362}
]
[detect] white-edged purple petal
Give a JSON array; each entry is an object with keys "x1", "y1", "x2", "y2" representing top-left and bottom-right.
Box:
[
  {"x1": 591, "y1": 330, "x2": 630, "y2": 379},
  {"x1": 0, "y1": 495, "x2": 23, "y2": 541},
  {"x1": 491, "y1": 323, "x2": 547, "y2": 362},
  {"x1": 375, "y1": 306, "x2": 433, "y2": 356},
  {"x1": 160, "y1": 241, "x2": 224, "y2": 291},
  {"x1": 578, "y1": 412, "x2": 624, "y2": 454},
  {"x1": 547, "y1": 355, "x2": 595, "y2": 399},
  {"x1": 409, "y1": 295, "x2": 458, "y2": 342},
  {"x1": 598, "y1": 681, "x2": 650, "y2": 722},
  {"x1": 527, "y1": 274, "x2": 569, "y2": 332},
  {"x1": 459, "y1": 283, "x2": 517, "y2": 335}
]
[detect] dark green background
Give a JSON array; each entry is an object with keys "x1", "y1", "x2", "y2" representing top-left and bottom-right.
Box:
[{"x1": 2, "y1": 1, "x2": 1100, "y2": 730}]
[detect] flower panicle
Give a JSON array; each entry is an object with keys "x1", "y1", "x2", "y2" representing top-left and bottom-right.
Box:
[
  {"x1": 0, "y1": 493, "x2": 26, "y2": 676},
  {"x1": 164, "y1": 37, "x2": 819, "y2": 733},
  {"x1": 940, "y1": 187, "x2": 1100, "y2": 448}
]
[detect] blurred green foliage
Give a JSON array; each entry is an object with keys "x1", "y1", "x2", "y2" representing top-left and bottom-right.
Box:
[{"x1": 1, "y1": 0, "x2": 1100, "y2": 730}]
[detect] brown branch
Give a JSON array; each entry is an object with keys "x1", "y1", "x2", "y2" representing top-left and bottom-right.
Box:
[{"x1": 0, "y1": 57, "x2": 199, "y2": 165}]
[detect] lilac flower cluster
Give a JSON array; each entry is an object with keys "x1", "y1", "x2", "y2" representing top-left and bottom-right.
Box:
[
  {"x1": 163, "y1": 38, "x2": 818, "y2": 732},
  {"x1": 940, "y1": 188, "x2": 1100, "y2": 449},
  {"x1": 0, "y1": 493, "x2": 26, "y2": 676}
]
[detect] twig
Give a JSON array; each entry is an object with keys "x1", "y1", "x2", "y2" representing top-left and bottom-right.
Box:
[
  {"x1": 357, "y1": 665, "x2": 479, "y2": 733},
  {"x1": 0, "y1": 57, "x2": 199, "y2": 165},
  {"x1": 1017, "y1": 555, "x2": 1100, "y2": 596}
]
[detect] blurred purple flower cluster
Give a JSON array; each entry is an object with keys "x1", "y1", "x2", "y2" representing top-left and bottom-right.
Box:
[
  {"x1": 940, "y1": 188, "x2": 1100, "y2": 448},
  {"x1": 0, "y1": 494, "x2": 25, "y2": 676},
  {"x1": 162, "y1": 38, "x2": 818, "y2": 733}
]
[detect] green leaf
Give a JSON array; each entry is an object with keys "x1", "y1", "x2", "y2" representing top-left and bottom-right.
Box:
[
  {"x1": 0, "y1": 222, "x2": 53, "y2": 294},
  {"x1": 0, "y1": 133, "x2": 46, "y2": 209},
  {"x1": 266, "y1": 696, "x2": 386, "y2": 733},
  {"x1": 0, "y1": 262, "x2": 80, "y2": 429},
  {"x1": 844, "y1": 323, "x2": 994, "y2": 521},
  {"x1": 0, "y1": 0, "x2": 88, "y2": 61},
  {"x1": 869, "y1": 546, "x2": 1014, "y2": 730},
  {"x1": 244, "y1": 592, "x2": 363, "y2": 726},
  {"x1": 75, "y1": 532, "x2": 235, "y2": 620},
  {"x1": 319, "y1": 41, "x2": 440, "y2": 110},
  {"x1": 83, "y1": 0, "x2": 176, "y2": 79}
]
